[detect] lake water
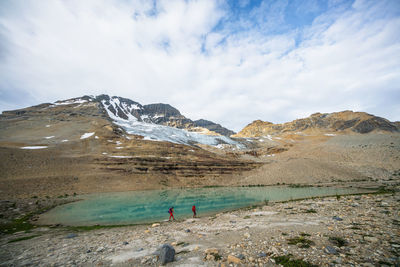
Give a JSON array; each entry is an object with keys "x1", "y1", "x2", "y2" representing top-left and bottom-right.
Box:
[{"x1": 39, "y1": 186, "x2": 372, "y2": 226}]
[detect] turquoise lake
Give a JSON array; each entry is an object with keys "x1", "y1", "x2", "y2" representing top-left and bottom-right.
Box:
[{"x1": 39, "y1": 186, "x2": 372, "y2": 226}]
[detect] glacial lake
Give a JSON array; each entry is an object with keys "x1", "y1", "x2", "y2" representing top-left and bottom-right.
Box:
[{"x1": 39, "y1": 186, "x2": 373, "y2": 226}]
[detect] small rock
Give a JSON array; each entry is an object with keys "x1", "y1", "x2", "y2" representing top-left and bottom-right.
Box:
[
  {"x1": 122, "y1": 241, "x2": 129, "y2": 245},
  {"x1": 96, "y1": 247, "x2": 104, "y2": 253},
  {"x1": 249, "y1": 256, "x2": 255, "y2": 262},
  {"x1": 145, "y1": 229, "x2": 150, "y2": 234},
  {"x1": 227, "y1": 255, "x2": 241, "y2": 264},
  {"x1": 324, "y1": 246, "x2": 338, "y2": 255},
  {"x1": 86, "y1": 249, "x2": 91, "y2": 253},
  {"x1": 185, "y1": 229, "x2": 191, "y2": 233},
  {"x1": 152, "y1": 223, "x2": 160, "y2": 227},
  {"x1": 257, "y1": 252, "x2": 267, "y2": 258},
  {"x1": 364, "y1": 236, "x2": 379, "y2": 242},
  {"x1": 332, "y1": 216, "x2": 343, "y2": 221},
  {"x1": 237, "y1": 254, "x2": 245, "y2": 260},
  {"x1": 204, "y1": 248, "x2": 219, "y2": 254},
  {"x1": 206, "y1": 254, "x2": 215, "y2": 261},
  {"x1": 66, "y1": 233, "x2": 77, "y2": 239},
  {"x1": 159, "y1": 244, "x2": 175, "y2": 265}
]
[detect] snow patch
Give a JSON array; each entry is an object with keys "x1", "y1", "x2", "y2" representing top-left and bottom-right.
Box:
[
  {"x1": 21, "y1": 146, "x2": 48, "y2": 149},
  {"x1": 44, "y1": 136, "x2": 55, "y2": 139},
  {"x1": 324, "y1": 133, "x2": 336, "y2": 136},
  {"x1": 115, "y1": 147, "x2": 124, "y2": 149},
  {"x1": 102, "y1": 152, "x2": 108, "y2": 155},
  {"x1": 80, "y1": 132, "x2": 95, "y2": 139},
  {"x1": 61, "y1": 140, "x2": 68, "y2": 142},
  {"x1": 45, "y1": 125, "x2": 51, "y2": 128},
  {"x1": 95, "y1": 136, "x2": 99, "y2": 139},
  {"x1": 109, "y1": 155, "x2": 133, "y2": 158},
  {"x1": 53, "y1": 99, "x2": 87, "y2": 106}
]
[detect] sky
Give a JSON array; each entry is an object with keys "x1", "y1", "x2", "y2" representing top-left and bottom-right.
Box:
[{"x1": 0, "y1": 0, "x2": 399, "y2": 132}]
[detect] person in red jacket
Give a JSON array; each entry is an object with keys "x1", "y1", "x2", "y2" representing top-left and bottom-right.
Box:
[
  {"x1": 168, "y1": 207, "x2": 175, "y2": 221},
  {"x1": 192, "y1": 205, "x2": 196, "y2": 218}
]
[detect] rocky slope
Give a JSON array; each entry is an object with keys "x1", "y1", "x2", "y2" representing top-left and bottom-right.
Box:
[
  {"x1": 234, "y1": 110, "x2": 399, "y2": 137},
  {"x1": 0, "y1": 95, "x2": 260, "y2": 198}
]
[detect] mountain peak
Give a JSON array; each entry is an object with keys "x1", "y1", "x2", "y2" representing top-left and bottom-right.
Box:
[{"x1": 234, "y1": 110, "x2": 399, "y2": 137}]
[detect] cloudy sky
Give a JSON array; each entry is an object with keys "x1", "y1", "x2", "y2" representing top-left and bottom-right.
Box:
[{"x1": 0, "y1": 0, "x2": 399, "y2": 132}]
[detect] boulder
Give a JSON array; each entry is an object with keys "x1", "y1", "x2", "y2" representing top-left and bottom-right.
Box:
[{"x1": 159, "y1": 244, "x2": 175, "y2": 265}]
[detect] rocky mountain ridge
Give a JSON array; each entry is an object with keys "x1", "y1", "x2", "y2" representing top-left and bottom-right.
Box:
[
  {"x1": 234, "y1": 110, "x2": 399, "y2": 137},
  {"x1": 94, "y1": 95, "x2": 235, "y2": 136}
]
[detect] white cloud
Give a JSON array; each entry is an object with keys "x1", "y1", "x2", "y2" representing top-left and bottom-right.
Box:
[{"x1": 0, "y1": 0, "x2": 399, "y2": 132}]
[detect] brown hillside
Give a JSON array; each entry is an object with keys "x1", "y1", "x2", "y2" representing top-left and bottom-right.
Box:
[{"x1": 233, "y1": 110, "x2": 399, "y2": 138}]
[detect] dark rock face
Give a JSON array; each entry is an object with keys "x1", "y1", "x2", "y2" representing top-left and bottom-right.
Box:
[
  {"x1": 194, "y1": 119, "x2": 236, "y2": 136},
  {"x1": 159, "y1": 244, "x2": 175, "y2": 265},
  {"x1": 143, "y1": 103, "x2": 181, "y2": 117},
  {"x1": 353, "y1": 117, "x2": 398, "y2": 133}
]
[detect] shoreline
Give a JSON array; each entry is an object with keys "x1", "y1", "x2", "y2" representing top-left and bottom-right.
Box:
[
  {"x1": 35, "y1": 183, "x2": 380, "y2": 227},
  {"x1": 0, "y1": 189, "x2": 398, "y2": 266},
  {"x1": 0, "y1": 181, "x2": 390, "y2": 233}
]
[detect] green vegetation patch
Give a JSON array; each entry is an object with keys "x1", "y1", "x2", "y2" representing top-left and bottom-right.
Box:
[
  {"x1": 287, "y1": 236, "x2": 315, "y2": 248},
  {"x1": 300, "y1": 232, "x2": 311, "y2": 237},
  {"x1": 288, "y1": 184, "x2": 313, "y2": 188},
  {"x1": 0, "y1": 214, "x2": 35, "y2": 235},
  {"x1": 8, "y1": 234, "x2": 41, "y2": 243},
  {"x1": 273, "y1": 255, "x2": 318, "y2": 267}
]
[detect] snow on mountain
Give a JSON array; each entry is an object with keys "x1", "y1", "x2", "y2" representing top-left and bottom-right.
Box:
[{"x1": 99, "y1": 95, "x2": 242, "y2": 148}]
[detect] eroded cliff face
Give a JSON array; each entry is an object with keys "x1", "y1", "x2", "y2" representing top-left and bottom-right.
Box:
[{"x1": 234, "y1": 111, "x2": 399, "y2": 137}]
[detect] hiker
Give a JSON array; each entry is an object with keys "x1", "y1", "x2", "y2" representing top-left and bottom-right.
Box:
[
  {"x1": 168, "y1": 207, "x2": 175, "y2": 221},
  {"x1": 192, "y1": 205, "x2": 196, "y2": 218}
]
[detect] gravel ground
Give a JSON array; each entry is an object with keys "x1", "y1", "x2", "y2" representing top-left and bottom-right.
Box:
[{"x1": 1, "y1": 191, "x2": 399, "y2": 267}]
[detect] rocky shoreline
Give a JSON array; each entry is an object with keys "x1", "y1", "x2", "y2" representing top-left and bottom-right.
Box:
[{"x1": 1, "y1": 189, "x2": 399, "y2": 266}]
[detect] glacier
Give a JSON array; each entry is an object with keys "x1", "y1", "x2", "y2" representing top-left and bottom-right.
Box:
[{"x1": 101, "y1": 99, "x2": 242, "y2": 148}]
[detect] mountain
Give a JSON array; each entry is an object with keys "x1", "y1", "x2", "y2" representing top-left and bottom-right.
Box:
[
  {"x1": 0, "y1": 95, "x2": 260, "y2": 197},
  {"x1": 234, "y1": 111, "x2": 399, "y2": 137},
  {"x1": 96, "y1": 94, "x2": 235, "y2": 137},
  {"x1": 193, "y1": 119, "x2": 236, "y2": 136}
]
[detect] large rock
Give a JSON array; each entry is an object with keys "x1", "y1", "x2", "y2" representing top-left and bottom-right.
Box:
[{"x1": 159, "y1": 244, "x2": 175, "y2": 265}]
